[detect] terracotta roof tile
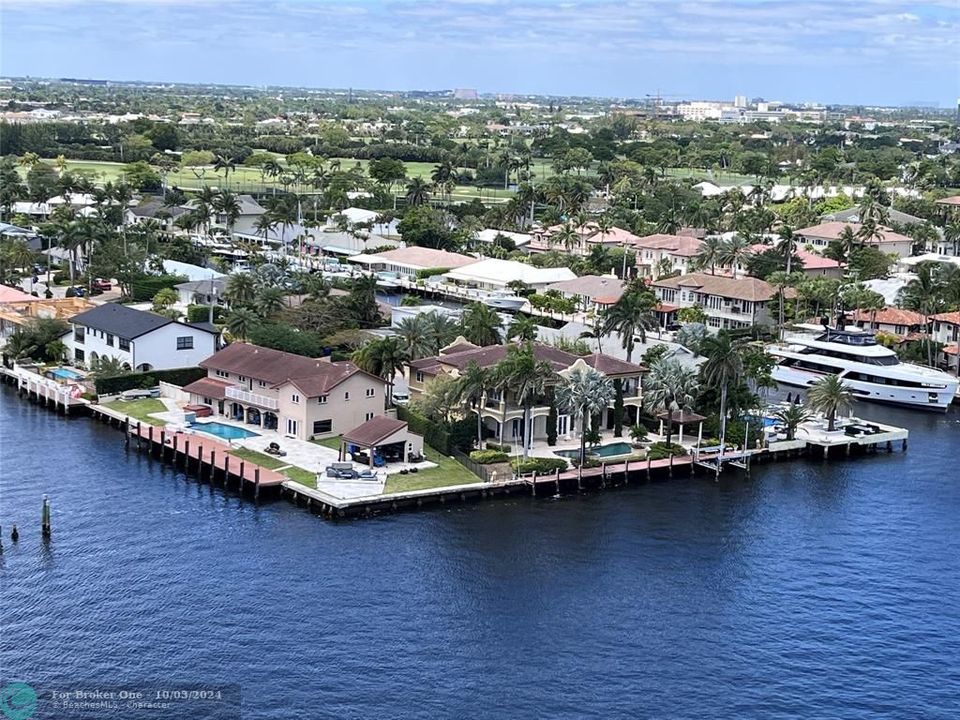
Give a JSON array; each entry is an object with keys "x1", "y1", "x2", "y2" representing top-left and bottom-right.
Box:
[{"x1": 341, "y1": 416, "x2": 408, "y2": 447}]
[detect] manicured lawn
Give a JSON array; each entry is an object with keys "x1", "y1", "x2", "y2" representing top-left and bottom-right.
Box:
[
  {"x1": 280, "y1": 466, "x2": 317, "y2": 489},
  {"x1": 226, "y1": 447, "x2": 287, "y2": 470},
  {"x1": 104, "y1": 398, "x2": 167, "y2": 426},
  {"x1": 382, "y1": 447, "x2": 480, "y2": 494},
  {"x1": 310, "y1": 436, "x2": 342, "y2": 452}
]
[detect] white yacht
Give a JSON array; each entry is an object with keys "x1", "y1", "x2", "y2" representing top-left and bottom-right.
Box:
[
  {"x1": 481, "y1": 290, "x2": 525, "y2": 311},
  {"x1": 770, "y1": 325, "x2": 958, "y2": 411}
]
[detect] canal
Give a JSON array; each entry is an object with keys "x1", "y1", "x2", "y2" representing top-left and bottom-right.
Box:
[{"x1": 2, "y1": 386, "x2": 959, "y2": 719}]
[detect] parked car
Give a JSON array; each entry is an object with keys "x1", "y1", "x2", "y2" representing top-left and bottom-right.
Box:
[
  {"x1": 92, "y1": 278, "x2": 112, "y2": 291},
  {"x1": 392, "y1": 392, "x2": 410, "y2": 406}
]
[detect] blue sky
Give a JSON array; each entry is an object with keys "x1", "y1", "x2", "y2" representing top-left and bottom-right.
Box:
[{"x1": 1, "y1": 0, "x2": 957, "y2": 106}]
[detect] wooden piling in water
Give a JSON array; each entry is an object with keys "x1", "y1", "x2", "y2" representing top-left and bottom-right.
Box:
[{"x1": 209, "y1": 450, "x2": 216, "y2": 483}]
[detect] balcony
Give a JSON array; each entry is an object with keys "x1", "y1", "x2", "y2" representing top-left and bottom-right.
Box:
[{"x1": 224, "y1": 385, "x2": 278, "y2": 410}]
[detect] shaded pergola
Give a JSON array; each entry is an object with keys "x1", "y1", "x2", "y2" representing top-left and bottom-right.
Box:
[
  {"x1": 656, "y1": 410, "x2": 707, "y2": 445},
  {"x1": 339, "y1": 416, "x2": 423, "y2": 468}
]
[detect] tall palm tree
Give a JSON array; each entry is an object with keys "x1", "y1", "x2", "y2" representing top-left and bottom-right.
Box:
[
  {"x1": 641, "y1": 358, "x2": 699, "y2": 447},
  {"x1": 351, "y1": 336, "x2": 409, "y2": 405},
  {"x1": 224, "y1": 272, "x2": 257, "y2": 308},
  {"x1": 700, "y1": 332, "x2": 745, "y2": 456},
  {"x1": 603, "y1": 287, "x2": 658, "y2": 362},
  {"x1": 493, "y1": 342, "x2": 553, "y2": 458},
  {"x1": 395, "y1": 315, "x2": 433, "y2": 359},
  {"x1": 405, "y1": 178, "x2": 432, "y2": 207},
  {"x1": 455, "y1": 361, "x2": 490, "y2": 448},
  {"x1": 226, "y1": 308, "x2": 260, "y2": 341},
  {"x1": 460, "y1": 302, "x2": 502, "y2": 346},
  {"x1": 693, "y1": 236, "x2": 724, "y2": 275},
  {"x1": 507, "y1": 314, "x2": 538, "y2": 342},
  {"x1": 213, "y1": 154, "x2": 235, "y2": 189},
  {"x1": 255, "y1": 287, "x2": 287, "y2": 317},
  {"x1": 556, "y1": 366, "x2": 614, "y2": 485},
  {"x1": 777, "y1": 225, "x2": 798, "y2": 274},
  {"x1": 718, "y1": 235, "x2": 753, "y2": 279},
  {"x1": 807, "y1": 374, "x2": 854, "y2": 431},
  {"x1": 898, "y1": 261, "x2": 945, "y2": 367},
  {"x1": 214, "y1": 189, "x2": 242, "y2": 238}
]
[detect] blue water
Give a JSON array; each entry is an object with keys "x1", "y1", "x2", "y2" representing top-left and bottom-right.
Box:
[
  {"x1": 191, "y1": 421, "x2": 259, "y2": 440},
  {"x1": 555, "y1": 441, "x2": 634, "y2": 459},
  {"x1": 49, "y1": 367, "x2": 83, "y2": 381},
  {"x1": 2, "y1": 386, "x2": 960, "y2": 719}
]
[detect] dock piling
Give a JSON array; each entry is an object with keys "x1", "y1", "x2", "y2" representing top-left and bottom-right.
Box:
[{"x1": 41, "y1": 495, "x2": 51, "y2": 540}]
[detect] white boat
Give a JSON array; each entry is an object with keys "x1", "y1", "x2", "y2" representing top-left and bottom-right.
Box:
[
  {"x1": 769, "y1": 326, "x2": 958, "y2": 411},
  {"x1": 375, "y1": 271, "x2": 403, "y2": 291},
  {"x1": 481, "y1": 290, "x2": 525, "y2": 311}
]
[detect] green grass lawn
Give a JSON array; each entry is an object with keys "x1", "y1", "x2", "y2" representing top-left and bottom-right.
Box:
[
  {"x1": 226, "y1": 447, "x2": 287, "y2": 470},
  {"x1": 280, "y1": 466, "x2": 317, "y2": 489},
  {"x1": 103, "y1": 398, "x2": 167, "y2": 426},
  {"x1": 382, "y1": 447, "x2": 480, "y2": 494},
  {"x1": 310, "y1": 436, "x2": 343, "y2": 452}
]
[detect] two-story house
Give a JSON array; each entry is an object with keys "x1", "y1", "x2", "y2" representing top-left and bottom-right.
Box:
[
  {"x1": 408, "y1": 339, "x2": 647, "y2": 450},
  {"x1": 65, "y1": 303, "x2": 219, "y2": 371},
  {"x1": 795, "y1": 222, "x2": 914, "y2": 258},
  {"x1": 628, "y1": 234, "x2": 704, "y2": 278},
  {"x1": 541, "y1": 275, "x2": 625, "y2": 314},
  {"x1": 528, "y1": 223, "x2": 641, "y2": 256},
  {"x1": 850, "y1": 307, "x2": 927, "y2": 339},
  {"x1": 930, "y1": 311, "x2": 960, "y2": 372},
  {"x1": 183, "y1": 342, "x2": 388, "y2": 441},
  {"x1": 652, "y1": 272, "x2": 786, "y2": 330}
]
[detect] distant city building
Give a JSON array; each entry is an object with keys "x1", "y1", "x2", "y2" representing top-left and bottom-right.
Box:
[
  {"x1": 452, "y1": 88, "x2": 478, "y2": 100},
  {"x1": 734, "y1": 95, "x2": 747, "y2": 108}
]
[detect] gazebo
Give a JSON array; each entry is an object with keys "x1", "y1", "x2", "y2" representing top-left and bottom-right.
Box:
[
  {"x1": 656, "y1": 410, "x2": 707, "y2": 445},
  {"x1": 339, "y1": 416, "x2": 424, "y2": 468}
]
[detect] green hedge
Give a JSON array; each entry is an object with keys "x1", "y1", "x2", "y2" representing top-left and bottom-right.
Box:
[
  {"x1": 415, "y1": 267, "x2": 449, "y2": 280},
  {"x1": 469, "y1": 450, "x2": 509, "y2": 464},
  {"x1": 397, "y1": 405, "x2": 451, "y2": 454},
  {"x1": 646, "y1": 442, "x2": 688, "y2": 461},
  {"x1": 486, "y1": 441, "x2": 512, "y2": 453},
  {"x1": 128, "y1": 274, "x2": 188, "y2": 302},
  {"x1": 510, "y1": 457, "x2": 569, "y2": 475},
  {"x1": 187, "y1": 304, "x2": 226, "y2": 324},
  {"x1": 95, "y1": 367, "x2": 207, "y2": 395}
]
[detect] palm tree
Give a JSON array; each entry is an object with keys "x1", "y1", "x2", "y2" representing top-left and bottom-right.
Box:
[
  {"x1": 507, "y1": 314, "x2": 538, "y2": 342},
  {"x1": 771, "y1": 404, "x2": 811, "y2": 441},
  {"x1": 455, "y1": 361, "x2": 490, "y2": 448},
  {"x1": 44, "y1": 339, "x2": 67, "y2": 363},
  {"x1": 807, "y1": 374, "x2": 854, "y2": 431},
  {"x1": 693, "y1": 236, "x2": 724, "y2": 275},
  {"x1": 226, "y1": 308, "x2": 260, "y2": 341},
  {"x1": 700, "y1": 332, "x2": 745, "y2": 456},
  {"x1": 602, "y1": 287, "x2": 658, "y2": 362},
  {"x1": 718, "y1": 235, "x2": 753, "y2": 279},
  {"x1": 898, "y1": 261, "x2": 945, "y2": 367},
  {"x1": 224, "y1": 272, "x2": 257, "y2": 308},
  {"x1": 641, "y1": 358, "x2": 699, "y2": 447},
  {"x1": 944, "y1": 221, "x2": 960, "y2": 257},
  {"x1": 351, "y1": 336, "x2": 409, "y2": 404},
  {"x1": 556, "y1": 366, "x2": 614, "y2": 485},
  {"x1": 255, "y1": 287, "x2": 287, "y2": 317},
  {"x1": 214, "y1": 189, "x2": 242, "y2": 238},
  {"x1": 777, "y1": 225, "x2": 798, "y2": 274},
  {"x1": 460, "y1": 302, "x2": 502, "y2": 346},
  {"x1": 493, "y1": 343, "x2": 553, "y2": 458},
  {"x1": 405, "y1": 178, "x2": 432, "y2": 207},
  {"x1": 213, "y1": 154, "x2": 235, "y2": 188}
]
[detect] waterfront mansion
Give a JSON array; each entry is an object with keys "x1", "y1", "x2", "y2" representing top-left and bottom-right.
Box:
[
  {"x1": 184, "y1": 343, "x2": 388, "y2": 442},
  {"x1": 408, "y1": 339, "x2": 647, "y2": 450}
]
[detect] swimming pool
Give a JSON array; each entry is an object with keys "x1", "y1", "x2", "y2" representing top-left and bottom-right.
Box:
[
  {"x1": 192, "y1": 422, "x2": 260, "y2": 440},
  {"x1": 49, "y1": 367, "x2": 84, "y2": 381},
  {"x1": 555, "y1": 441, "x2": 634, "y2": 459}
]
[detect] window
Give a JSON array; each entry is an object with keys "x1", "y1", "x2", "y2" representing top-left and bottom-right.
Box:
[
  {"x1": 176, "y1": 336, "x2": 193, "y2": 350},
  {"x1": 106, "y1": 333, "x2": 114, "y2": 347},
  {"x1": 344, "y1": 391, "x2": 350, "y2": 401},
  {"x1": 313, "y1": 419, "x2": 332, "y2": 434},
  {"x1": 258, "y1": 380, "x2": 267, "y2": 388},
  {"x1": 415, "y1": 371, "x2": 424, "y2": 383},
  {"x1": 238, "y1": 375, "x2": 247, "y2": 382},
  {"x1": 74, "y1": 327, "x2": 85, "y2": 344},
  {"x1": 215, "y1": 370, "x2": 229, "y2": 379},
  {"x1": 291, "y1": 393, "x2": 300, "y2": 404},
  {"x1": 365, "y1": 388, "x2": 375, "y2": 398},
  {"x1": 74, "y1": 348, "x2": 85, "y2": 362},
  {"x1": 364, "y1": 412, "x2": 375, "y2": 421},
  {"x1": 318, "y1": 395, "x2": 328, "y2": 404},
  {"x1": 118, "y1": 338, "x2": 130, "y2": 351}
]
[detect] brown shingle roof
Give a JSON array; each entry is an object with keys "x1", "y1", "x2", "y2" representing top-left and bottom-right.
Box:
[
  {"x1": 182, "y1": 377, "x2": 232, "y2": 400},
  {"x1": 653, "y1": 272, "x2": 780, "y2": 302},
  {"x1": 630, "y1": 234, "x2": 703, "y2": 257},
  {"x1": 582, "y1": 353, "x2": 647, "y2": 376},
  {"x1": 341, "y1": 416, "x2": 408, "y2": 448},
  {"x1": 437, "y1": 342, "x2": 580, "y2": 372},
  {"x1": 200, "y1": 342, "x2": 369, "y2": 397},
  {"x1": 851, "y1": 307, "x2": 926, "y2": 327}
]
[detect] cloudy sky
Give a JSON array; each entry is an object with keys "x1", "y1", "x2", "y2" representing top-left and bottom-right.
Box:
[{"x1": 1, "y1": 0, "x2": 956, "y2": 106}]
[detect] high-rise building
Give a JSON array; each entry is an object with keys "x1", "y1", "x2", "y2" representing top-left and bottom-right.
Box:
[{"x1": 734, "y1": 95, "x2": 747, "y2": 108}]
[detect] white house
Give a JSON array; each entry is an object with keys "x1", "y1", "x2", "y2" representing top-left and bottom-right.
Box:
[
  {"x1": 65, "y1": 303, "x2": 219, "y2": 371},
  {"x1": 443, "y1": 258, "x2": 576, "y2": 291}
]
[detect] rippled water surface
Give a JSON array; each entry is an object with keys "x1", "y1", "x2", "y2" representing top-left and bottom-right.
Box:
[{"x1": 2, "y1": 387, "x2": 959, "y2": 718}]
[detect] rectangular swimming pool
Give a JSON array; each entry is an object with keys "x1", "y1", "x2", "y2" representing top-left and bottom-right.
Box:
[
  {"x1": 49, "y1": 367, "x2": 84, "y2": 381},
  {"x1": 192, "y1": 422, "x2": 260, "y2": 440}
]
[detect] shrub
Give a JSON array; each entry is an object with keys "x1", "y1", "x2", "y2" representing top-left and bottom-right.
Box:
[
  {"x1": 629, "y1": 424, "x2": 649, "y2": 442},
  {"x1": 510, "y1": 457, "x2": 569, "y2": 475},
  {"x1": 187, "y1": 304, "x2": 226, "y2": 324},
  {"x1": 570, "y1": 456, "x2": 602, "y2": 469},
  {"x1": 128, "y1": 274, "x2": 188, "y2": 302},
  {"x1": 469, "y1": 450, "x2": 509, "y2": 464},
  {"x1": 415, "y1": 267, "x2": 448, "y2": 280},
  {"x1": 94, "y1": 367, "x2": 207, "y2": 395},
  {"x1": 646, "y1": 442, "x2": 688, "y2": 461},
  {"x1": 486, "y1": 441, "x2": 512, "y2": 453}
]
